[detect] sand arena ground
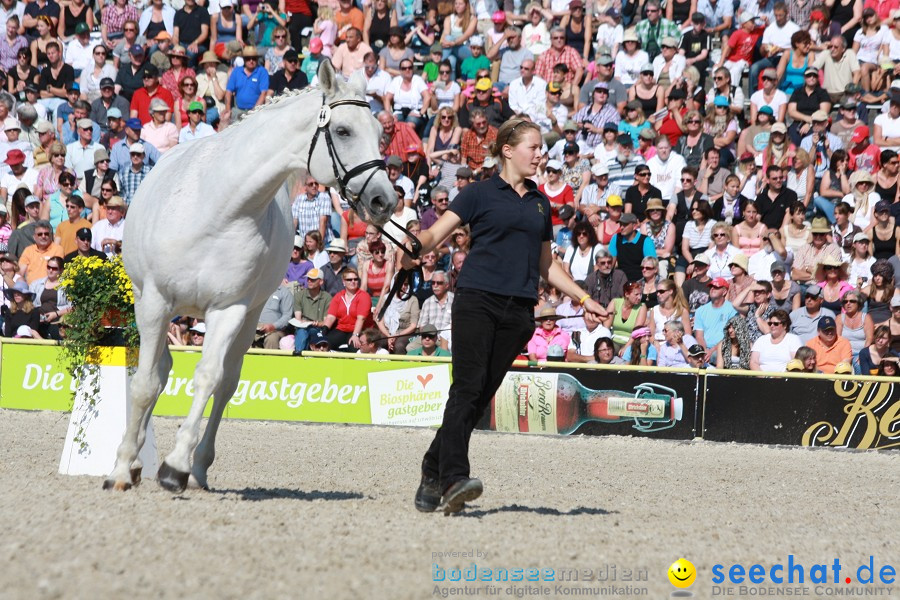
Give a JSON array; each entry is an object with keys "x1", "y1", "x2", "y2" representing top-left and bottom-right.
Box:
[{"x1": 1, "y1": 408, "x2": 898, "y2": 600}]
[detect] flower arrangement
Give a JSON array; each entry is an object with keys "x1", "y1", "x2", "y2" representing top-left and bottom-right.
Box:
[{"x1": 59, "y1": 255, "x2": 139, "y2": 447}]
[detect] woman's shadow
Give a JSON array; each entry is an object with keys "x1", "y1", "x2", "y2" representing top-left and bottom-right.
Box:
[
  {"x1": 209, "y1": 487, "x2": 366, "y2": 502},
  {"x1": 454, "y1": 505, "x2": 615, "y2": 519}
]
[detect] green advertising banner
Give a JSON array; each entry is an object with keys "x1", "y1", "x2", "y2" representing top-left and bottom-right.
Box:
[{"x1": 0, "y1": 343, "x2": 453, "y2": 426}]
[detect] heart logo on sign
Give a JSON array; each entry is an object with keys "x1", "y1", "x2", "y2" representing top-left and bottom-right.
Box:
[{"x1": 417, "y1": 374, "x2": 433, "y2": 388}]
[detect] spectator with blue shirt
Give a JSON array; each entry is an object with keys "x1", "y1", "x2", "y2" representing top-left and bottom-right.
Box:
[
  {"x1": 109, "y1": 117, "x2": 160, "y2": 176},
  {"x1": 225, "y1": 45, "x2": 269, "y2": 123},
  {"x1": 694, "y1": 276, "x2": 739, "y2": 359}
]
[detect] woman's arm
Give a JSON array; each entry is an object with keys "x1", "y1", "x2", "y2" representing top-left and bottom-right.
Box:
[{"x1": 841, "y1": 0, "x2": 863, "y2": 34}]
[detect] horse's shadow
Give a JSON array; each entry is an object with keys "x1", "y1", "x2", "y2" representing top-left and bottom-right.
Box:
[
  {"x1": 208, "y1": 487, "x2": 367, "y2": 502},
  {"x1": 453, "y1": 505, "x2": 616, "y2": 519}
]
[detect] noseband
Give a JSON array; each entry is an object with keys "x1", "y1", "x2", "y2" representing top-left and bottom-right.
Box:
[{"x1": 306, "y1": 94, "x2": 422, "y2": 319}]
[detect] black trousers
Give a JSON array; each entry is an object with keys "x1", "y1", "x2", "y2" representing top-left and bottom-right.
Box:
[
  {"x1": 422, "y1": 288, "x2": 535, "y2": 490},
  {"x1": 287, "y1": 13, "x2": 313, "y2": 56}
]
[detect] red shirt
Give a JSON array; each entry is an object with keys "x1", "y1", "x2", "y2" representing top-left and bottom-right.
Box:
[
  {"x1": 386, "y1": 121, "x2": 424, "y2": 162},
  {"x1": 327, "y1": 289, "x2": 374, "y2": 332},
  {"x1": 130, "y1": 86, "x2": 175, "y2": 125},
  {"x1": 657, "y1": 107, "x2": 687, "y2": 146},
  {"x1": 849, "y1": 143, "x2": 881, "y2": 174},
  {"x1": 539, "y1": 182, "x2": 574, "y2": 225},
  {"x1": 726, "y1": 29, "x2": 760, "y2": 64}
]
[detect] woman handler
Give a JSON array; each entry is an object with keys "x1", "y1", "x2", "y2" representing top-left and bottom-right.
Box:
[{"x1": 403, "y1": 118, "x2": 607, "y2": 515}]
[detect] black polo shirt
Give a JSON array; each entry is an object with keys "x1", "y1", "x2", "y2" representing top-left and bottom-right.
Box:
[
  {"x1": 269, "y1": 68, "x2": 309, "y2": 95},
  {"x1": 755, "y1": 186, "x2": 798, "y2": 230},
  {"x1": 458, "y1": 98, "x2": 514, "y2": 129},
  {"x1": 789, "y1": 86, "x2": 831, "y2": 117},
  {"x1": 174, "y1": 5, "x2": 210, "y2": 46},
  {"x1": 115, "y1": 61, "x2": 148, "y2": 102},
  {"x1": 624, "y1": 183, "x2": 662, "y2": 221},
  {"x1": 38, "y1": 63, "x2": 75, "y2": 95},
  {"x1": 449, "y1": 174, "x2": 551, "y2": 301}
]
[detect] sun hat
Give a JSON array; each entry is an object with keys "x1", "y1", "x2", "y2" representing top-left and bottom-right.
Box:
[
  {"x1": 646, "y1": 198, "x2": 665, "y2": 211},
  {"x1": 728, "y1": 253, "x2": 749, "y2": 273},
  {"x1": 199, "y1": 50, "x2": 220, "y2": 65},
  {"x1": 4, "y1": 149, "x2": 24, "y2": 165},
  {"x1": 106, "y1": 195, "x2": 126, "y2": 208},
  {"x1": 242, "y1": 46, "x2": 260, "y2": 58},
  {"x1": 4, "y1": 279, "x2": 34, "y2": 300},
  {"x1": 93, "y1": 148, "x2": 109, "y2": 164},
  {"x1": 325, "y1": 239, "x2": 348, "y2": 253},
  {"x1": 129, "y1": 142, "x2": 145, "y2": 154},
  {"x1": 149, "y1": 98, "x2": 169, "y2": 113},
  {"x1": 810, "y1": 216, "x2": 831, "y2": 233},
  {"x1": 536, "y1": 305, "x2": 563, "y2": 320}
]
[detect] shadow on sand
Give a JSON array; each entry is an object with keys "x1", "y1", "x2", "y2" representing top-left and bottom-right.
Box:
[
  {"x1": 454, "y1": 505, "x2": 615, "y2": 518},
  {"x1": 209, "y1": 487, "x2": 367, "y2": 502}
]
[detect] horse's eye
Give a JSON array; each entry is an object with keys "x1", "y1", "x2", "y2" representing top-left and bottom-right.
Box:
[{"x1": 336, "y1": 127, "x2": 351, "y2": 137}]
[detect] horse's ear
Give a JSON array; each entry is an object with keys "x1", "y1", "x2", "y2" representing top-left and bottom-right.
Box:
[
  {"x1": 318, "y1": 59, "x2": 339, "y2": 96},
  {"x1": 348, "y1": 69, "x2": 367, "y2": 97}
]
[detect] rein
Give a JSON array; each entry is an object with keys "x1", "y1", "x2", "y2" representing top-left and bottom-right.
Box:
[{"x1": 306, "y1": 94, "x2": 422, "y2": 321}]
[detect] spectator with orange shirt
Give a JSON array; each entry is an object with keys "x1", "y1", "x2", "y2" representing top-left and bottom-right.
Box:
[
  {"x1": 18, "y1": 220, "x2": 63, "y2": 284},
  {"x1": 459, "y1": 109, "x2": 497, "y2": 172},
  {"x1": 805, "y1": 315, "x2": 852, "y2": 373}
]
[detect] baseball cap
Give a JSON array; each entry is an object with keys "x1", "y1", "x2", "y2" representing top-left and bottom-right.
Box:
[
  {"x1": 693, "y1": 253, "x2": 710, "y2": 266},
  {"x1": 76, "y1": 118, "x2": 93, "y2": 129},
  {"x1": 283, "y1": 49, "x2": 299, "y2": 62},
  {"x1": 491, "y1": 10, "x2": 506, "y2": 22},
  {"x1": 386, "y1": 155, "x2": 403, "y2": 168},
  {"x1": 739, "y1": 13, "x2": 756, "y2": 24},
  {"x1": 483, "y1": 156, "x2": 497, "y2": 169},
  {"x1": 842, "y1": 97, "x2": 859, "y2": 109},
  {"x1": 891, "y1": 295, "x2": 900, "y2": 308},
  {"x1": 129, "y1": 142, "x2": 145, "y2": 154},
  {"x1": 805, "y1": 66, "x2": 819, "y2": 76},
  {"x1": 805, "y1": 286, "x2": 823, "y2": 298},
  {"x1": 875, "y1": 199, "x2": 891, "y2": 213},
  {"x1": 187, "y1": 101, "x2": 204, "y2": 112},
  {"x1": 707, "y1": 277, "x2": 730, "y2": 289},
  {"x1": 456, "y1": 166, "x2": 474, "y2": 179},
  {"x1": 616, "y1": 133, "x2": 633, "y2": 146},
  {"x1": 309, "y1": 38, "x2": 324, "y2": 54},
  {"x1": 125, "y1": 117, "x2": 142, "y2": 130},
  {"x1": 100, "y1": 77, "x2": 115, "y2": 89},
  {"x1": 469, "y1": 34, "x2": 484, "y2": 46},
  {"x1": 771, "y1": 123, "x2": 787, "y2": 134},
  {"x1": 2, "y1": 117, "x2": 19, "y2": 131},
  {"x1": 853, "y1": 231, "x2": 870, "y2": 243},
  {"x1": 687, "y1": 344, "x2": 705, "y2": 357},
  {"x1": 638, "y1": 128, "x2": 656, "y2": 141},
  {"x1": 811, "y1": 110, "x2": 829, "y2": 122},
  {"x1": 818, "y1": 316, "x2": 837, "y2": 330},
  {"x1": 714, "y1": 95, "x2": 729, "y2": 107},
  {"x1": 307, "y1": 268, "x2": 322, "y2": 280},
  {"x1": 770, "y1": 259, "x2": 786, "y2": 274},
  {"x1": 546, "y1": 159, "x2": 563, "y2": 171},
  {"x1": 563, "y1": 120, "x2": 578, "y2": 132},
  {"x1": 834, "y1": 362, "x2": 853, "y2": 374},
  {"x1": 590, "y1": 163, "x2": 608, "y2": 177},
  {"x1": 758, "y1": 105, "x2": 774, "y2": 116},
  {"x1": 475, "y1": 78, "x2": 492, "y2": 91},
  {"x1": 606, "y1": 194, "x2": 623, "y2": 208},
  {"x1": 593, "y1": 81, "x2": 609, "y2": 91},
  {"x1": 786, "y1": 359, "x2": 804, "y2": 372},
  {"x1": 852, "y1": 125, "x2": 870, "y2": 144},
  {"x1": 563, "y1": 141, "x2": 579, "y2": 154},
  {"x1": 190, "y1": 322, "x2": 207, "y2": 334},
  {"x1": 24, "y1": 194, "x2": 39, "y2": 206},
  {"x1": 558, "y1": 204, "x2": 575, "y2": 221},
  {"x1": 34, "y1": 120, "x2": 53, "y2": 133},
  {"x1": 310, "y1": 330, "x2": 329, "y2": 348},
  {"x1": 597, "y1": 54, "x2": 614, "y2": 66},
  {"x1": 130, "y1": 44, "x2": 145, "y2": 57},
  {"x1": 107, "y1": 107, "x2": 123, "y2": 119},
  {"x1": 75, "y1": 22, "x2": 89, "y2": 34}
]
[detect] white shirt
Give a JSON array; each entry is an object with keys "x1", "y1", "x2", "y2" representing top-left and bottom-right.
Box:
[
  {"x1": 568, "y1": 323, "x2": 614, "y2": 357},
  {"x1": 749, "y1": 89, "x2": 787, "y2": 116},
  {"x1": 761, "y1": 20, "x2": 800, "y2": 51},
  {"x1": 614, "y1": 50, "x2": 649, "y2": 86},
  {"x1": 751, "y1": 332, "x2": 802, "y2": 372},
  {"x1": 647, "y1": 152, "x2": 686, "y2": 203},
  {"x1": 382, "y1": 205, "x2": 417, "y2": 242},
  {"x1": 0, "y1": 168, "x2": 38, "y2": 200},
  {"x1": 359, "y1": 67, "x2": 392, "y2": 112},
  {"x1": 179, "y1": 122, "x2": 216, "y2": 143},
  {"x1": 562, "y1": 243, "x2": 604, "y2": 281},
  {"x1": 508, "y1": 76, "x2": 548, "y2": 123},
  {"x1": 853, "y1": 25, "x2": 889, "y2": 64},
  {"x1": 386, "y1": 75, "x2": 428, "y2": 112},
  {"x1": 595, "y1": 23, "x2": 623, "y2": 55},
  {"x1": 652, "y1": 54, "x2": 686, "y2": 84},
  {"x1": 549, "y1": 137, "x2": 591, "y2": 161},
  {"x1": 748, "y1": 248, "x2": 792, "y2": 282},
  {"x1": 64, "y1": 38, "x2": 99, "y2": 74},
  {"x1": 65, "y1": 141, "x2": 103, "y2": 179},
  {"x1": 875, "y1": 112, "x2": 900, "y2": 151},
  {"x1": 91, "y1": 218, "x2": 125, "y2": 251}
]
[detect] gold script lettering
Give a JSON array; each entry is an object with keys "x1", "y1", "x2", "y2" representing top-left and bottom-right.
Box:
[{"x1": 802, "y1": 381, "x2": 896, "y2": 449}]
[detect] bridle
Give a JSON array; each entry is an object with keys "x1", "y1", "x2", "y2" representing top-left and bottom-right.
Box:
[{"x1": 306, "y1": 93, "x2": 422, "y2": 320}]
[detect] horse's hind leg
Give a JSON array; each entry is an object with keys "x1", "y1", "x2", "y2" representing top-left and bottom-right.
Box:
[
  {"x1": 190, "y1": 311, "x2": 260, "y2": 490},
  {"x1": 103, "y1": 285, "x2": 171, "y2": 491},
  {"x1": 158, "y1": 304, "x2": 250, "y2": 493}
]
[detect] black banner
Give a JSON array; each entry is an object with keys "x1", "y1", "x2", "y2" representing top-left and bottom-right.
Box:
[
  {"x1": 477, "y1": 366, "x2": 700, "y2": 441},
  {"x1": 703, "y1": 373, "x2": 900, "y2": 449}
]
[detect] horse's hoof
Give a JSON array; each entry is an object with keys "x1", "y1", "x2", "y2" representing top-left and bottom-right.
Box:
[
  {"x1": 130, "y1": 467, "x2": 142, "y2": 487},
  {"x1": 102, "y1": 479, "x2": 132, "y2": 491},
  {"x1": 157, "y1": 462, "x2": 190, "y2": 493},
  {"x1": 188, "y1": 474, "x2": 210, "y2": 491}
]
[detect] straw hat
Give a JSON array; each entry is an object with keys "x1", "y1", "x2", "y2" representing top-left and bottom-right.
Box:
[
  {"x1": 241, "y1": 45, "x2": 260, "y2": 58},
  {"x1": 535, "y1": 305, "x2": 563, "y2": 321},
  {"x1": 199, "y1": 50, "x2": 220, "y2": 65},
  {"x1": 815, "y1": 256, "x2": 849, "y2": 281},
  {"x1": 810, "y1": 217, "x2": 831, "y2": 234}
]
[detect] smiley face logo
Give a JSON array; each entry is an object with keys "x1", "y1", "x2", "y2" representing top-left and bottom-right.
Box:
[{"x1": 668, "y1": 558, "x2": 696, "y2": 588}]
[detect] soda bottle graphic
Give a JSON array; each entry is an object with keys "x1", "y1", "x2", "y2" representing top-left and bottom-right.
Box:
[{"x1": 490, "y1": 372, "x2": 683, "y2": 435}]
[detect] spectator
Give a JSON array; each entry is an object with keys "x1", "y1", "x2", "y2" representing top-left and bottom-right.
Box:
[
  {"x1": 750, "y1": 3, "x2": 799, "y2": 94},
  {"x1": 507, "y1": 58, "x2": 546, "y2": 126},
  {"x1": 813, "y1": 35, "x2": 861, "y2": 103},
  {"x1": 527, "y1": 305, "x2": 571, "y2": 361},
  {"x1": 614, "y1": 30, "x2": 649, "y2": 87},
  {"x1": 172, "y1": 0, "x2": 209, "y2": 63},
  {"x1": 584, "y1": 249, "x2": 627, "y2": 306},
  {"x1": 706, "y1": 222, "x2": 740, "y2": 280},
  {"x1": 604, "y1": 281, "x2": 648, "y2": 351},
  {"x1": 716, "y1": 14, "x2": 762, "y2": 86},
  {"x1": 439, "y1": 0, "x2": 475, "y2": 75},
  {"x1": 749, "y1": 308, "x2": 802, "y2": 370},
  {"x1": 178, "y1": 100, "x2": 215, "y2": 143},
  {"x1": 874, "y1": 92, "x2": 900, "y2": 151},
  {"x1": 0, "y1": 148, "x2": 36, "y2": 205},
  {"x1": 2, "y1": 279, "x2": 40, "y2": 338},
  {"x1": 407, "y1": 323, "x2": 451, "y2": 357},
  {"x1": 109, "y1": 118, "x2": 160, "y2": 175},
  {"x1": 697, "y1": 146, "x2": 729, "y2": 203},
  {"x1": 115, "y1": 44, "x2": 149, "y2": 102},
  {"x1": 253, "y1": 281, "x2": 293, "y2": 349},
  {"x1": 460, "y1": 109, "x2": 497, "y2": 172},
  {"x1": 806, "y1": 315, "x2": 853, "y2": 373},
  {"x1": 18, "y1": 219, "x2": 61, "y2": 284},
  {"x1": 858, "y1": 323, "x2": 898, "y2": 373},
  {"x1": 225, "y1": 46, "x2": 269, "y2": 123},
  {"x1": 566, "y1": 313, "x2": 613, "y2": 362},
  {"x1": 323, "y1": 266, "x2": 373, "y2": 351},
  {"x1": 862, "y1": 258, "x2": 896, "y2": 324},
  {"x1": 608, "y1": 212, "x2": 656, "y2": 281},
  {"x1": 593, "y1": 336, "x2": 626, "y2": 364},
  {"x1": 769, "y1": 259, "x2": 801, "y2": 310},
  {"x1": 693, "y1": 276, "x2": 738, "y2": 357},
  {"x1": 836, "y1": 288, "x2": 874, "y2": 369},
  {"x1": 120, "y1": 142, "x2": 150, "y2": 205},
  {"x1": 562, "y1": 221, "x2": 602, "y2": 281},
  {"x1": 492, "y1": 27, "x2": 532, "y2": 90},
  {"x1": 289, "y1": 268, "x2": 331, "y2": 353},
  {"x1": 7, "y1": 194, "x2": 41, "y2": 259},
  {"x1": 717, "y1": 314, "x2": 754, "y2": 369},
  {"x1": 647, "y1": 137, "x2": 686, "y2": 206},
  {"x1": 656, "y1": 320, "x2": 699, "y2": 367},
  {"x1": 572, "y1": 82, "x2": 620, "y2": 150},
  {"x1": 535, "y1": 26, "x2": 583, "y2": 85},
  {"x1": 140, "y1": 98, "x2": 177, "y2": 153},
  {"x1": 606, "y1": 134, "x2": 645, "y2": 194},
  {"x1": 376, "y1": 110, "x2": 423, "y2": 163},
  {"x1": 374, "y1": 275, "x2": 419, "y2": 354},
  {"x1": 91, "y1": 78, "x2": 130, "y2": 133},
  {"x1": 675, "y1": 112, "x2": 714, "y2": 171},
  {"x1": 384, "y1": 58, "x2": 429, "y2": 134},
  {"x1": 755, "y1": 164, "x2": 798, "y2": 230},
  {"x1": 634, "y1": 0, "x2": 680, "y2": 62},
  {"x1": 787, "y1": 66, "x2": 832, "y2": 145},
  {"x1": 411, "y1": 269, "x2": 452, "y2": 351},
  {"x1": 790, "y1": 285, "x2": 837, "y2": 342},
  {"x1": 709, "y1": 67, "x2": 745, "y2": 118},
  {"x1": 521, "y1": 3, "x2": 550, "y2": 57},
  {"x1": 90, "y1": 193, "x2": 124, "y2": 253},
  {"x1": 844, "y1": 170, "x2": 880, "y2": 230},
  {"x1": 38, "y1": 41, "x2": 74, "y2": 115}
]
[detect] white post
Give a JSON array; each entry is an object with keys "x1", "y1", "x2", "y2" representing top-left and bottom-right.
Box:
[{"x1": 59, "y1": 347, "x2": 158, "y2": 478}]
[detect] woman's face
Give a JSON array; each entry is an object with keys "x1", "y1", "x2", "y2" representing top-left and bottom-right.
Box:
[
  {"x1": 304, "y1": 236, "x2": 317, "y2": 252},
  {"x1": 12, "y1": 291, "x2": 23, "y2": 303},
  {"x1": 47, "y1": 261, "x2": 61, "y2": 279},
  {"x1": 540, "y1": 317, "x2": 556, "y2": 331},
  {"x1": 744, "y1": 205, "x2": 759, "y2": 224},
  {"x1": 803, "y1": 355, "x2": 817, "y2": 371},
  {"x1": 596, "y1": 343, "x2": 614, "y2": 363},
  {"x1": 575, "y1": 228, "x2": 590, "y2": 247},
  {"x1": 874, "y1": 273, "x2": 885, "y2": 286},
  {"x1": 843, "y1": 295, "x2": 859, "y2": 314},
  {"x1": 506, "y1": 129, "x2": 543, "y2": 177},
  {"x1": 727, "y1": 325, "x2": 735, "y2": 339},
  {"x1": 36, "y1": 19, "x2": 48, "y2": 36},
  {"x1": 713, "y1": 229, "x2": 728, "y2": 247},
  {"x1": 400, "y1": 62, "x2": 413, "y2": 79},
  {"x1": 626, "y1": 286, "x2": 641, "y2": 303},
  {"x1": 530, "y1": 9, "x2": 541, "y2": 23},
  {"x1": 422, "y1": 252, "x2": 437, "y2": 266},
  {"x1": 876, "y1": 333, "x2": 890, "y2": 350},
  {"x1": 181, "y1": 79, "x2": 196, "y2": 98},
  {"x1": 685, "y1": 114, "x2": 701, "y2": 132},
  {"x1": 883, "y1": 362, "x2": 899, "y2": 376},
  {"x1": 455, "y1": 0, "x2": 467, "y2": 14},
  {"x1": 342, "y1": 272, "x2": 360, "y2": 291},
  {"x1": 647, "y1": 207, "x2": 663, "y2": 222},
  {"x1": 608, "y1": 206, "x2": 622, "y2": 221},
  {"x1": 790, "y1": 208, "x2": 804, "y2": 224}
]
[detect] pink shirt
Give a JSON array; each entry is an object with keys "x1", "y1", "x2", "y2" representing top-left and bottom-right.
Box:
[
  {"x1": 527, "y1": 326, "x2": 571, "y2": 360},
  {"x1": 141, "y1": 121, "x2": 179, "y2": 153}
]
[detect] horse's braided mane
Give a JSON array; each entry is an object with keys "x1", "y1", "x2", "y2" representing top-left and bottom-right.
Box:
[{"x1": 228, "y1": 84, "x2": 324, "y2": 128}]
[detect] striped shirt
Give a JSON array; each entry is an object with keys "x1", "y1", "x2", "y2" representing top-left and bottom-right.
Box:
[{"x1": 291, "y1": 192, "x2": 333, "y2": 242}]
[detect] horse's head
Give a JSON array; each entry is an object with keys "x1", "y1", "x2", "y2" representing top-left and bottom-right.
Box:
[{"x1": 311, "y1": 59, "x2": 397, "y2": 226}]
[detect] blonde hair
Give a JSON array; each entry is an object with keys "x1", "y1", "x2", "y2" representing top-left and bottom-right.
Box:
[
  {"x1": 711, "y1": 222, "x2": 732, "y2": 240},
  {"x1": 318, "y1": 6, "x2": 334, "y2": 19},
  {"x1": 658, "y1": 278, "x2": 688, "y2": 313},
  {"x1": 490, "y1": 118, "x2": 542, "y2": 166},
  {"x1": 438, "y1": 107, "x2": 458, "y2": 129}
]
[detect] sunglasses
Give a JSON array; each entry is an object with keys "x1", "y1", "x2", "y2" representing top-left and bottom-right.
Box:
[
  {"x1": 762, "y1": 76, "x2": 775, "y2": 81},
  {"x1": 101, "y1": 187, "x2": 114, "y2": 192},
  {"x1": 34, "y1": 232, "x2": 50, "y2": 237},
  {"x1": 687, "y1": 119, "x2": 701, "y2": 124},
  {"x1": 343, "y1": 277, "x2": 360, "y2": 282},
  {"x1": 767, "y1": 321, "x2": 783, "y2": 326},
  {"x1": 400, "y1": 65, "x2": 413, "y2": 70},
  {"x1": 60, "y1": 181, "x2": 74, "y2": 187},
  {"x1": 641, "y1": 266, "x2": 656, "y2": 271},
  {"x1": 189, "y1": 110, "x2": 204, "y2": 115},
  {"x1": 130, "y1": 152, "x2": 143, "y2": 156},
  {"x1": 636, "y1": 171, "x2": 650, "y2": 177},
  {"x1": 842, "y1": 299, "x2": 859, "y2": 304},
  {"x1": 439, "y1": 69, "x2": 451, "y2": 74},
  {"x1": 46, "y1": 265, "x2": 60, "y2": 271},
  {"x1": 712, "y1": 233, "x2": 727, "y2": 238},
  {"x1": 183, "y1": 82, "x2": 196, "y2": 88},
  {"x1": 681, "y1": 177, "x2": 694, "y2": 182}
]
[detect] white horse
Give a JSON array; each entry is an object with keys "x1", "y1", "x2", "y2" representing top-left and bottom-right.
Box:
[{"x1": 103, "y1": 60, "x2": 396, "y2": 492}]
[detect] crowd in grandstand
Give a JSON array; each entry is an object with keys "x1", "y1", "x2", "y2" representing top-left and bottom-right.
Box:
[{"x1": 1, "y1": 0, "x2": 900, "y2": 373}]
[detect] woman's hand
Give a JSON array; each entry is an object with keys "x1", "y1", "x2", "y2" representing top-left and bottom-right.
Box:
[
  {"x1": 349, "y1": 333, "x2": 361, "y2": 348},
  {"x1": 582, "y1": 298, "x2": 607, "y2": 323}
]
